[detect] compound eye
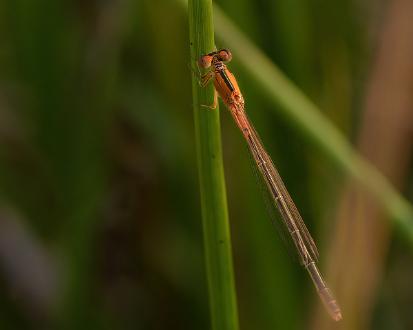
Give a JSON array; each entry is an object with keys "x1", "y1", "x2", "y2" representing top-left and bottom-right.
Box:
[
  {"x1": 198, "y1": 55, "x2": 213, "y2": 68},
  {"x1": 218, "y1": 49, "x2": 232, "y2": 62}
]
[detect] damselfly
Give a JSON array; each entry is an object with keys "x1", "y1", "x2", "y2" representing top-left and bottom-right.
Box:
[{"x1": 198, "y1": 49, "x2": 342, "y2": 321}]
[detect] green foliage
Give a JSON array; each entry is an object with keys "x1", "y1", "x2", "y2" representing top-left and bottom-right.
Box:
[{"x1": 0, "y1": 0, "x2": 412, "y2": 329}]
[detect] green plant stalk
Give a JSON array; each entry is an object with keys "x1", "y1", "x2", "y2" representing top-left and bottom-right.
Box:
[
  {"x1": 188, "y1": 1, "x2": 239, "y2": 329},
  {"x1": 212, "y1": 5, "x2": 413, "y2": 243}
]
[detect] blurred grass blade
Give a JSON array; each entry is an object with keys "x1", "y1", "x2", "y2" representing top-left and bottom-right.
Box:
[
  {"x1": 211, "y1": 5, "x2": 413, "y2": 243},
  {"x1": 188, "y1": 0, "x2": 239, "y2": 329}
]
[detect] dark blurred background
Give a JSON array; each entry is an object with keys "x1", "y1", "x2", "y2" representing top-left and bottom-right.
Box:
[{"x1": 1, "y1": 0, "x2": 413, "y2": 329}]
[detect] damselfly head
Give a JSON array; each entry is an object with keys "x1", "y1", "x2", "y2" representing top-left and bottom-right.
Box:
[{"x1": 198, "y1": 49, "x2": 232, "y2": 68}]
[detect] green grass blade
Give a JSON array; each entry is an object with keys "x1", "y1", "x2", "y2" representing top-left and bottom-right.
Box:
[{"x1": 187, "y1": 1, "x2": 239, "y2": 329}]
